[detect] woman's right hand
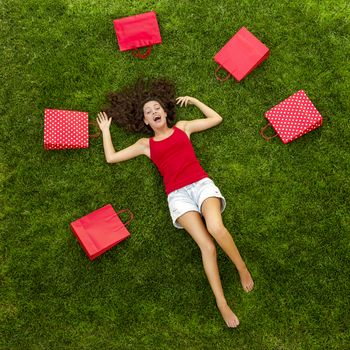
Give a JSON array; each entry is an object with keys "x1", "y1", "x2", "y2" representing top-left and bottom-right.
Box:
[
  {"x1": 97, "y1": 112, "x2": 112, "y2": 132},
  {"x1": 176, "y1": 96, "x2": 198, "y2": 107}
]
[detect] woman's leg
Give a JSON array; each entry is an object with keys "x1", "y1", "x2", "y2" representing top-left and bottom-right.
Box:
[
  {"x1": 176, "y1": 211, "x2": 240, "y2": 328},
  {"x1": 201, "y1": 197, "x2": 254, "y2": 292}
]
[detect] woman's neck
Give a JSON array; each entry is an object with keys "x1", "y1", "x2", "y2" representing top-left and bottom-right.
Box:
[{"x1": 152, "y1": 125, "x2": 174, "y2": 141}]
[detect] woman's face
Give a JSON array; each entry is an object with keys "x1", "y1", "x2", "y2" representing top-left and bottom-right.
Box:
[{"x1": 143, "y1": 100, "x2": 167, "y2": 129}]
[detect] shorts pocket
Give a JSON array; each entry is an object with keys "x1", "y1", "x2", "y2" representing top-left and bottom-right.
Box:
[{"x1": 198, "y1": 178, "x2": 213, "y2": 187}]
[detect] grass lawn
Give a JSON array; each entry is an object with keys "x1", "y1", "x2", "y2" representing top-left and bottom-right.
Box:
[{"x1": 1, "y1": 0, "x2": 349, "y2": 349}]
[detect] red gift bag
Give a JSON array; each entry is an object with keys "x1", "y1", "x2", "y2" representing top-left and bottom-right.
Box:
[
  {"x1": 260, "y1": 90, "x2": 323, "y2": 144},
  {"x1": 44, "y1": 109, "x2": 89, "y2": 150},
  {"x1": 214, "y1": 27, "x2": 269, "y2": 82},
  {"x1": 70, "y1": 204, "x2": 133, "y2": 260},
  {"x1": 113, "y1": 11, "x2": 162, "y2": 59}
]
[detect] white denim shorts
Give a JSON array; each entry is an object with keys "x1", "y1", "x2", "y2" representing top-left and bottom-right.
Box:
[{"x1": 167, "y1": 178, "x2": 226, "y2": 229}]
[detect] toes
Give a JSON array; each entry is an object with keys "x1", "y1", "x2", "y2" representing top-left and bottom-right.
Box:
[
  {"x1": 247, "y1": 282, "x2": 255, "y2": 292},
  {"x1": 226, "y1": 314, "x2": 240, "y2": 328},
  {"x1": 243, "y1": 280, "x2": 255, "y2": 292},
  {"x1": 228, "y1": 317, "x2": 240, "y2": 328},
  {"x1": 245, "y1": 285, "x2": 253, "y2": 292}
]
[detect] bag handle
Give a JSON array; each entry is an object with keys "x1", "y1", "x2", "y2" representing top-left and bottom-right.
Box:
[
  {"x1": 259, "y1": 123, "x2": 278, "y2": 141},
  {"x1": 132, "y1": 46, "x2": 152, "y2": 59},
  {"x1": 116, "y1": 209, "x2": 135, "y2": 226},
  {"x1": 89, "y1": 121, "x2": 101, "y2": 139},
  {"x1": 214, "y1": 65, "x2": 231, "y2": 82}
]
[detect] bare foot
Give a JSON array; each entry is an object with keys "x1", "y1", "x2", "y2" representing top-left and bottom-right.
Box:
[
  {"x1": 217, "y1": 301, "x2": 240, "y2": 328},
  {"x1": 239, "y1": 267, "x2": 254, "y2": 292}
]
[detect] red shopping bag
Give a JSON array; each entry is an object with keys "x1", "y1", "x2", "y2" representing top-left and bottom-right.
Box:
[
  {"x1": 44, "y1": 109, "x2": 89, "y2": 150},
  {"x1": 113, "y1": 11, "x2": 162, "y2": 59},
  {"x1": 260, "y1": 90, "x2": 323, "y2": 144},
  {"x1": 70, "y1": 204, "x2": 133, "y2": 261},
  {"x1": 214, "y1": 27, "x2": 269, "y2": 82}
]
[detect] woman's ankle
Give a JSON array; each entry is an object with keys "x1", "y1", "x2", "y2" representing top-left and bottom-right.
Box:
[
  {"x1": 236, "y1": 262, "x2": 248, "y2": 273},
  {"x1": 216, "y1": 297, "x2": 228, "y2": 307}
]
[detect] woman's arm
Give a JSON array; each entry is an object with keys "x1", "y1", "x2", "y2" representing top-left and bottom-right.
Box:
[
  {"x1": 97, "y1": 112, "x2": 149, "y2": 164},
  {"x1": 176, "y1": 96, "x2": 223, "y2": 136}
]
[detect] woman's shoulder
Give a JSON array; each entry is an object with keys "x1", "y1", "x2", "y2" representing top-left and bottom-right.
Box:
[
  {"x1": 136, "y1": 137, "x2": 150, "y2": 147},
  {"x1": 135, "y1": 138, "x2": 151, "y2": 158},
  {"x1": 175, "y1": 121, "x2": 187, "y2": 131},
  {"x1": 175, "y1": 121, "x2": 191, "y2": 138}
]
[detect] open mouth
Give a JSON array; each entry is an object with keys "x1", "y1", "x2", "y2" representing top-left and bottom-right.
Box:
[{"x1": 153, "y1": 116, "x2": 161, "y2": 122}]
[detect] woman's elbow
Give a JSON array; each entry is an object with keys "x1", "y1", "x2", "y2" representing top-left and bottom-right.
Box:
[{"x1": 106, "y1": 156, "x2": 115, "y2": 164}]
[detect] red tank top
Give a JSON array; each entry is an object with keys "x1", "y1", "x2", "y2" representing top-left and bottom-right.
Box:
[{"x1": 149, "y1": 126, "x2": 208, "y2": 195}]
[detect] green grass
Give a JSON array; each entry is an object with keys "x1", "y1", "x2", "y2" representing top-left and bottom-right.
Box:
[{"x1": 1, "y1": 0, "x2": 349, "y2": 349}]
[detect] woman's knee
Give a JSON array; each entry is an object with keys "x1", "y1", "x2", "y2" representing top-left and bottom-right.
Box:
[
  {"x1": 206, "y1": 221, "x2": 229, "y2": 240},
  {"x1": 199, "y1": 239, "x2": 217, "y2": 256}
]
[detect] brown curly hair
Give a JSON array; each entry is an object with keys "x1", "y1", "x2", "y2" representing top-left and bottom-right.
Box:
[{"x1": 103, "y1": 78, "x2": 177, "y2": 135}]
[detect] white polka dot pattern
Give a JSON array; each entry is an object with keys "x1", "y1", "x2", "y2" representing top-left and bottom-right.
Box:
[
  {"x1": 265, "y1": 90, "x2": 323, "y2": 144},
  {"x1": 44, "y1": 109, "x2": 89, "y2": 150}
]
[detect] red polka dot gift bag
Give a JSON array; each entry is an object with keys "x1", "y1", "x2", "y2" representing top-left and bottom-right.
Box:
[
  {"x1": 260, "y1": 90, "x2": 323, "y2": 144},
  {"x1": 44, "y1": 109, "x2": 89, "y2": 150},
  {"x1": 214, "y1": 27, "x2": 270, "y2": 82},
  {"x1": 113, "y1": 11, "x2": 162, "y2": 59}
]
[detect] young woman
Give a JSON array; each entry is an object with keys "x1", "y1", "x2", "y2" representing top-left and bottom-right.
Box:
[{"x1": 97, "y1": 79, "x2": 254, "y2": 328}]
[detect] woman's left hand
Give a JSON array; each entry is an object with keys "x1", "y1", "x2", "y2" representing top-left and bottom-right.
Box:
[{"x1": 176, "y1": 96, "x2": 198, "y2": 107}]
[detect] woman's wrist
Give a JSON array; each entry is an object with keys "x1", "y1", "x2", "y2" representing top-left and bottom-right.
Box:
[
  {"x1": 102, "y1": 128, "x2": 111, "y2": 136},
  {"x1": 192, "y1": 97, "x2": 200, "y2": 106}
]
